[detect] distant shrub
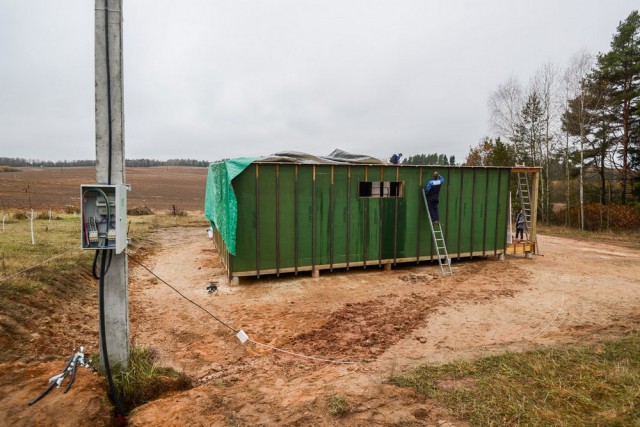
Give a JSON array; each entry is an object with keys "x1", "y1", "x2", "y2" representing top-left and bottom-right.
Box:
[
  {"x1": 128, "y1": 206, "x2": 154, "y2": 216},
  {"x1": 551, "y1": 203, "x2": 640, "y2": 231},
  {"x1": 170, "y1": 205, "x2": 186, "y2": 217},
  {"x1": 63, "y1": 205, "x2": 79, "y2": 214},
  {"x1": 36, "y1": 210, "x2": 60, "y2": 220},
  {"x1": 0, "y1": 165, "x2": 20, "y2": 172},
  {"x1": 13, "y1": 211, "x2": 28, "y2": 220}
]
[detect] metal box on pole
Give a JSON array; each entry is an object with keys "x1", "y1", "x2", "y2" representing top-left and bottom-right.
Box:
[{"x1": 80, "y1": 184, "x2": 128, "y2": 254}]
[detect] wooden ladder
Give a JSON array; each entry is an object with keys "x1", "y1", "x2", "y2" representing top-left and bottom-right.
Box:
[{"x1": 516, "y1": 168, "x2": 532, "y2": 241}]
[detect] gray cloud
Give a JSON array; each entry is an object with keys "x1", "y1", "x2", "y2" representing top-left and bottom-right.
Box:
[{"x1": 0, "y1": 0, "x2": 636, "y2": 162}]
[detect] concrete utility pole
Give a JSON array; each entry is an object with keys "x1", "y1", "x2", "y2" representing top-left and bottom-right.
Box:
[{"x1": 95, "y1": 0, "x2": 128, "y2": 369}]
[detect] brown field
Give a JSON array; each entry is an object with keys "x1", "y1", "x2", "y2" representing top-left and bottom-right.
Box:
[
  {"x1": 1, "y1": 167, "x2": 639, "y2": 426},
  {"x1": 0, "y1": 166, "x2": 207, "y2": 211}
]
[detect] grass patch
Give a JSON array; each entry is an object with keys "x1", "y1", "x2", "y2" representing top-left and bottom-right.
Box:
[
  {"x1": 539, "y1": 225, "x2": 640, "y2": 250},
  {"x1": 111, "y1": 345, "x2": 192, "y2": 412},
  {"x1": 326, "y1": 395, "x2": 351, "y2": 417},
  {"x1": 0, "y1": 210, "x2": 207, "y2": 360},
  {"x1": 0, "y1": 214, "x2": 93, "y2": 294},
  {"x1": 390, "y1": 331, "x2": 640, "y2": 426}
]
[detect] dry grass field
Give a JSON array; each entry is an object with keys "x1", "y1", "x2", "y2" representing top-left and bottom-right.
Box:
[{"x1": 0, "y1": 166, "x2": 207, "y2": 211}]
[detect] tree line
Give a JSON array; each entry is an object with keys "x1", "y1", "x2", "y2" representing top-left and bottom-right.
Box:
[
  {"x1": 465, "y1": 10, "x2": 640, "y2": 229},
  {"x1": 401, "y1": 153, "x2": 456, "y2": 166},
  {"x1": 0, "y1": 157, "x2": 210, "y2": 168}
]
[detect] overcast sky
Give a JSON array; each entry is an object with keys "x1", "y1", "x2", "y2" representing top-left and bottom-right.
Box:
[{"x1": 0, "y1": 1, "x2": 637, "y2": 163}]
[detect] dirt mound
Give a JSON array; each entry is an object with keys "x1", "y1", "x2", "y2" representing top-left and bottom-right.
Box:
[{"x1": 128, "y1": 205, "x2": 154, "y2": 216}]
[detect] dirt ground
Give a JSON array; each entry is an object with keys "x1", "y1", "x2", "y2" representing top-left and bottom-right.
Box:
[{"x1": 2, "y1": 226, "x2": 639, "y2": 426}]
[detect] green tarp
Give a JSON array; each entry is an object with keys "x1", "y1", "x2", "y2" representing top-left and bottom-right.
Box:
[{"x1": 204, "y1": 157, "x2": 258, "y2": 255}]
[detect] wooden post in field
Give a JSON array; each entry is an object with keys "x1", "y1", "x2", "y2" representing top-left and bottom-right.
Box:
[{"x1": 95, "y1": 0, "x2": 128, "y2": 369}]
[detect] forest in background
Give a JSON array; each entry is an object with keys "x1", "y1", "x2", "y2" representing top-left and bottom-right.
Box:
[
  {"x1": 0, "y1": 157, "x2": 209, "y2": 168},
  {"x1": 462, "y1": 10, "x2": 640, "y2": 231},
  {"x1": 371, "y1": 10, "x2": 639, "y2": 231}
]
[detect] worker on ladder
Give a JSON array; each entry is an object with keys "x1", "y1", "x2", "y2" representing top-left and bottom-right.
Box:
[{"x1": 424, "y1": 171, "x2": 445, "y2": 224}]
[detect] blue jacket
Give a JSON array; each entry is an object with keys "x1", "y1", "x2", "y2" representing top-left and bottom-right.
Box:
[{"x1": 425, "y1": 176, "x2": 445, "y2": 202}]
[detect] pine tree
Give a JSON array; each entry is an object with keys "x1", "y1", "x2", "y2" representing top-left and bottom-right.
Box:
[{"x1": 595, "y1": 10, "x2": 640, "y2": 203}]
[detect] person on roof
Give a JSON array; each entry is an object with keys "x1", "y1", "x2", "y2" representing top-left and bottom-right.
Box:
[
  {"x1": 389, "y1": 153, "x2": 403, "y2": 164},
  {"x1": 424, "y1": 172, "x2": 445, "y2": 224}
]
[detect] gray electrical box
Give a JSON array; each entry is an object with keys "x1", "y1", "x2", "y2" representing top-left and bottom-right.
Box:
[{"x1": 80, "y1": 184, "x2": 128, "y2": 254}]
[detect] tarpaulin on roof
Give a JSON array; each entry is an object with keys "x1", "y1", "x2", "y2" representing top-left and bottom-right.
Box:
[
  {"x1": 204, "y1": 157, "x2": 258, "y2": 256},
  {"x1": 259, "y1": 149, "x2": 386, "y2": 165}
]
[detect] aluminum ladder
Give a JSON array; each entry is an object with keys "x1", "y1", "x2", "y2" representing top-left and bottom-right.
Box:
[
  {"x1": 516, "y1": 168, "x2": 532, "y2": 241},
  {"x1": 422, "y1": 189, "x2": 452, "y2": 277}
]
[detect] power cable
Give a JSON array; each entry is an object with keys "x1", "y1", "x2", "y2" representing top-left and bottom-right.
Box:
[
  {"x1": 92, "y1": 250, "x2": 112, "y2": 280},
  {"x1": 98, "y1": 249, "x2": 128, "y2": 424},
  {"x1": 247, "y1": 337, "x2": 365, "y2": 365},
  {"x1": 104, "y1": 0, "x2": 112, "y2": 186},
  {"x1": 127, "y1": 252, "x2": 238, "y2": 333},
  {"x1": 0, "y1": 250, "x2": 75, "y2": 283}
]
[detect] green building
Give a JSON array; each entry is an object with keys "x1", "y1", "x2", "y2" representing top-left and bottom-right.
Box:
[{"x1": 205, "y1": 152, "x2": 519, "y2": 280}]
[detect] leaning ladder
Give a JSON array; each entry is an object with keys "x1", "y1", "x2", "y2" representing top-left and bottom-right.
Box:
[
  {"x1": 422, "y1": 189, "x2": 452, "y2": 277},
  {"x1": 516, "y1": 169, "x2": 532, "y2": 241}
]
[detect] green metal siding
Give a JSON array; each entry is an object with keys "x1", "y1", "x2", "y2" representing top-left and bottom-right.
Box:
[
  {"x1": 228, "y1": 164, "x2": 512, "y2": 277},
  {"x1": 279, "y1": 165, "x2": 296, "y2": 270},
  {"x1": 233, "y1": 164, "x2": 256, "y2": 273}
]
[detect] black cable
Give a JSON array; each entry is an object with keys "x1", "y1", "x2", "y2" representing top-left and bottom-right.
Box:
[
  {"x1": 127, "y1": 253, "x2": 238, "y2": 334},
  {"x1": 99, "y1": 249, "x2": 127, "y2": 423},
  {"x1": 28, "y1": 352, "x2": 75, "y2": 406},
  {"x1": 28, "y1": 381, "x2": 56, "y2": 406},
  {"x1": 104, "y1": 0, "x2": 113, "y2": 186},
  {"x1": 92, "y1": 250, "x2": 112, "y2": 279}
]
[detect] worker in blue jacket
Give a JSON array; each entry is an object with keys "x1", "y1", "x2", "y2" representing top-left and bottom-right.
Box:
[{"x1": 425, "y1": 172, "x2": 445, "y2": 224}]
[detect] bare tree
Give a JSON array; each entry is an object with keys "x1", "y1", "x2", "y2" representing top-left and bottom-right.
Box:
[
  {"x1": 531, "y1": 63, "x2": 561, "y2": 224},
  {"x1": 562, "y1": 49, "x2": 595, "y2": 230},
  {"x1": 488, "y1": 76, "x2": 524, "y2": 144}
]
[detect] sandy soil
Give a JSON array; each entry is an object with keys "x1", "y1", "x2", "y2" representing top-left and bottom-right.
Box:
[
  {"x1": 128, "y1": 228, "x2": 640, "y2": 426},
  {"x1": 2, "y1": 227, "x2": 639, "y2": 426}
]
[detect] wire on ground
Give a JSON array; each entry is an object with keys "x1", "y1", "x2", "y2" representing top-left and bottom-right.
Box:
[{"x1": 127, "y1": 252, "x2": 369, "y2": 365}]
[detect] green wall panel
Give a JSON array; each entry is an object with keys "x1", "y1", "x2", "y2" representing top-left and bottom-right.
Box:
[
  {"x1": 315, "y1": 166, "x2": 332, "y2": 266},
  {"x1": 332, "y1": 167, "x2": 349, "y2": 266},
  {"x1": 278, "y1": 166, "x2": 296, "y2": 269},
  {"x1": 233, "y1": 164, "x2": 257, "y2": 273},
  {"x1": 257, "y1": 165, "x2": 277, "y2": 273},
  {"x1": 297, "y1": 166, "x2": 313, "y2": 268},
  {"x1": 349, "y1": 166, "x2": 366, "y2": 265}
]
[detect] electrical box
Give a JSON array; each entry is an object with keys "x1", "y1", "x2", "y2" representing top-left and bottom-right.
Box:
[{"x1": 80, "y1": 184, "x2": 128, "y2": 254}]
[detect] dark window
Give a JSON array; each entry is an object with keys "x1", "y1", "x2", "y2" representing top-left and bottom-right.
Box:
[{"x1": 359, "y1": 181, "x2": 404, "y2": 198}]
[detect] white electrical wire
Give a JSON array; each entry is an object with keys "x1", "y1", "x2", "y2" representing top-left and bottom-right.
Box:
[
  {"x1": 0, "y1": 250, "x2": 76, "y2": 283},
  {"x1": 526, "y1": 288, "x2": 566, "y2": 342},
  {"x1": 127, "y1": 253, "x2": 370, "y2": 365},
  {"x1": 246, "y1": 337, "x2": 369, "y2": 365}
]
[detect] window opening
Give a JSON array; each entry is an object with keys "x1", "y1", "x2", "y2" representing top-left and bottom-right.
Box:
[{"x1": 359, "y1": 181, "x2": 404, "y2": 198}]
